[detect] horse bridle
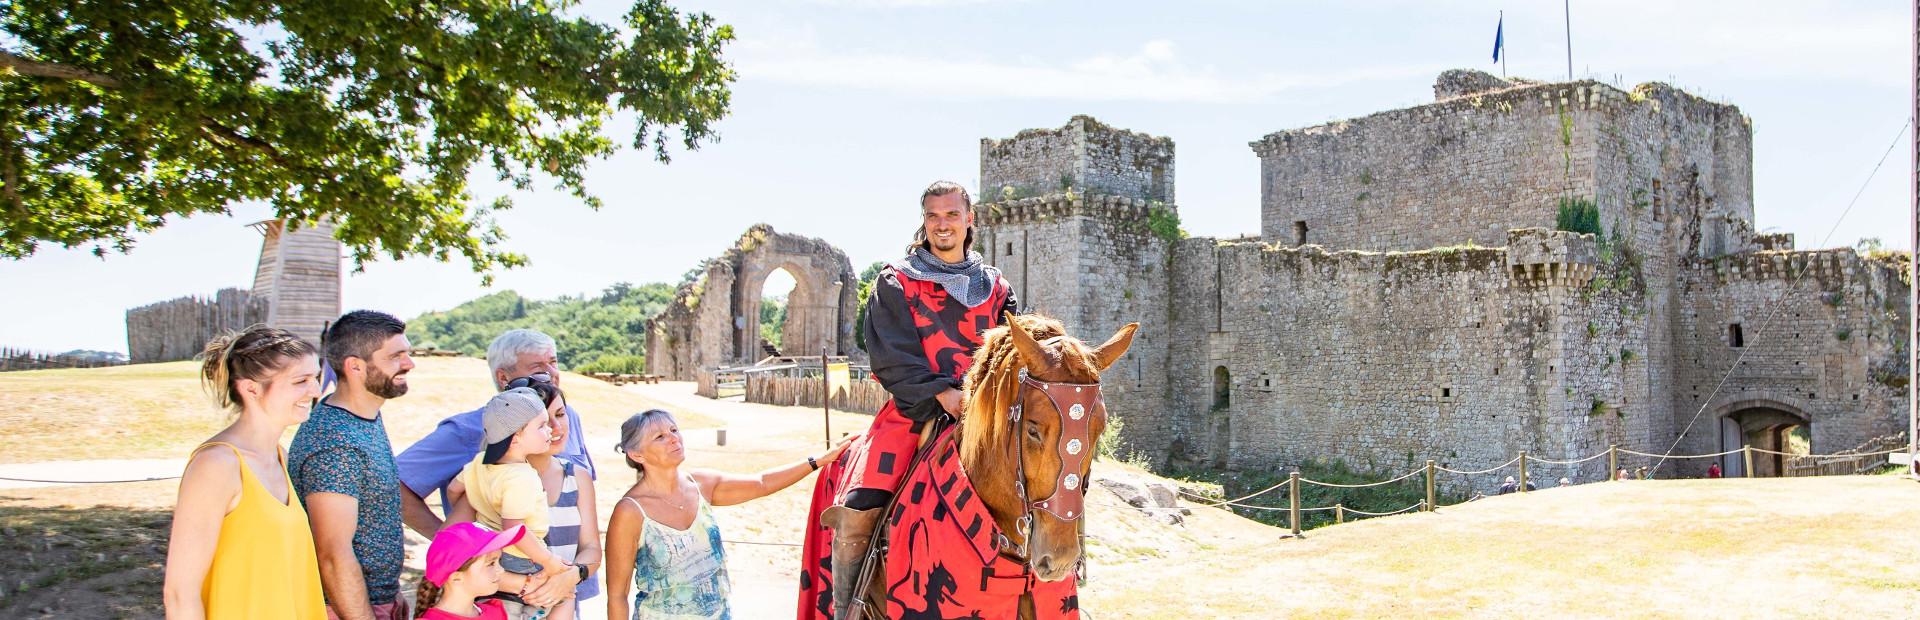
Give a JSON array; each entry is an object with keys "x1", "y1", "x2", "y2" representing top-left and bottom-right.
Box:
[{"x1": 996, "y1": 366, "x2": 1104, "y2": 562}]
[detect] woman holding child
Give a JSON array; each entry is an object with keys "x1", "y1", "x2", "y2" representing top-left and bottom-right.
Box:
[
  {"x1": 605, "y1": 409, "x2": 854, "y2": 620},
  {"x1": 163, "y1": 325, "x2": 327, "y2": 619}
]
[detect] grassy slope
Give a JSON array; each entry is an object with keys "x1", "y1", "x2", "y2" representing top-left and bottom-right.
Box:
[{"x1": 0, "y1": 356, "x2": 707, "y2": 464}]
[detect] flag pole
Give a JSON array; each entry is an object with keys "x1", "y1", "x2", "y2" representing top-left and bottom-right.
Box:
[
  {"x1": 1501, "y1": 10, "x2": 1508, "y2": 78},
  {"x1": 1564, "y1": 0, "x2": 1574, "y2": 80}
]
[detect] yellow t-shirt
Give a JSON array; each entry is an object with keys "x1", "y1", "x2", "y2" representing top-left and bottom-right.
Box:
[{"x1": 456, "y1": 454, "x2": 549, "y2": 558}]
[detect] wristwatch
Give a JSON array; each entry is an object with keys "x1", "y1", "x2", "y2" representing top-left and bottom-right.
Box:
[
  {"x1": 576, "y1": 563, "x2": 590, "y2": 582},
  {"x1": 807, "y1": 456, "x2": 820, "y2": 471}
]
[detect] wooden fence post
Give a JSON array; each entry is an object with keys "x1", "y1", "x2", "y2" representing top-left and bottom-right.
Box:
[
  {"x1": 1608, "y1": 444, "x2": 1618, "y2": 479},
  {"x1": 1288, "y1": 471, "x2": 1302, "y2": 538},
  {"x1": 1518, "y1": 450, "x2": 1529, "y2": 493},
  {"x1": 1743, "y1": 445, "x2": 1755, "y2": 478},
  {"x1": 1335, "y1": 504, "x2": 1345, "y2": 524},
  {"x1": 1425, "y1": 460, "x2": 1437, "y2": 512}
]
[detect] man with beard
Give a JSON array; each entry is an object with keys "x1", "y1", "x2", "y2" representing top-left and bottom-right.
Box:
[
  {"x1": 817, "y1": 180, "x2": 1017, "y2": 615},
  {"x1": 290, "y1": 310, "x2": 416, "y2": 620}
]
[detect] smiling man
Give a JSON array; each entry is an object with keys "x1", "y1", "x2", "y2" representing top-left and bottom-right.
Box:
[
  {"x1": 817, "y1": 180, "x2": 1018, "y2": 614},
  {"x1": 288, "y1": 310, "x2": 415, "y2": 620}
]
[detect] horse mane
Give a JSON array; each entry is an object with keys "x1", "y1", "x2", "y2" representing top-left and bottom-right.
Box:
[{"x1": 959, "y1": 313, "x2": 1101, "y2": 471}]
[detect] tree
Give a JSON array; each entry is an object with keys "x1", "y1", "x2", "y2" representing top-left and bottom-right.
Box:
[
  {"x1": 852, "y1": 260, "x2": 887, "y2": 351},
  {"x1": 0, "y1": 0, "x2": 734, "y2": 282}
]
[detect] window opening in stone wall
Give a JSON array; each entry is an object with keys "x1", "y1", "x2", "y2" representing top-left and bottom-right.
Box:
[
  {"x1": 1440, "y1": 387, "x2": 1452, "y2": 400},
  {"x1": 1212, "y1": 366, "x2": 1231, "y2": 411},
  {"x1": 1006, "y1": 242, "x2": 1015, "y2": 256},
  {"x1": 1651, "y1": 179, "x2": 1664, "y2": 222},
  {"x1": 1294, "y1": 221, "x2": 1308, "y2": 245},
  {"x1": 1729, "y1": 323, "x2": 1744, "y2": 348},
  {"x1": 1151, "y1": 164, "x2": 1166, "y2": 199}
]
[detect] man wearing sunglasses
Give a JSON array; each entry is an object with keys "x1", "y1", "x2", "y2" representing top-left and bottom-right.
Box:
[{"x1": 394, "y1": 329, "x2": 600, "y2": 606}]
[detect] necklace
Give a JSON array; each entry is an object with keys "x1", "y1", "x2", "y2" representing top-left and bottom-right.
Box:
[{"x1": 639, "y1": 480, "x2": 689, "y2": 511}]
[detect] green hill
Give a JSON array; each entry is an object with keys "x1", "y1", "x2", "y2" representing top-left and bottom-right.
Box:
[{"x1": 407, "y1": 282, "x2": 675, "y2": 374}]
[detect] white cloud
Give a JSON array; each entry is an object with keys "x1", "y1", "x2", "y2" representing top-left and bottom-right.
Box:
[{"x1": 735, "y1": 37, "x2": 1445, "y2": 104}]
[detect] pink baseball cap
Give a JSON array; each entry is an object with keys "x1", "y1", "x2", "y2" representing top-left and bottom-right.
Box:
[{"x1": 425, "y1": 523, "x2": 526, "y2": 586}]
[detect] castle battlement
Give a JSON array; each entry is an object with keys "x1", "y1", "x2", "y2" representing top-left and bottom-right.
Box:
[
  {"x1": 977, "y1": 192, "x2": 1163, "y2": 226},
  {"x1": 1506, "y1": 228, "x2": 1599, "y2": 288},
  {"x1": 1705, "y1": 249, "x2": 1860, "y2": 284},
  {"x1": 981, "y1": 115, "x2": 1175, "y2": 204}
]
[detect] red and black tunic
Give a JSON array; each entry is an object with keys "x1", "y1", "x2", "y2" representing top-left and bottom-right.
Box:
[{"x1": 840, "y1": 264, "x2": 1016, "y2": 496}]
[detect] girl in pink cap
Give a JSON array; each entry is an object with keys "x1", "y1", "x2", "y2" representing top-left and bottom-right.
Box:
[{"x1": 415, "y1": 523, "x2": 527, "y2": 620}]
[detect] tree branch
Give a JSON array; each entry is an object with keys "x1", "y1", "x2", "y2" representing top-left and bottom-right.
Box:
[{"x1": 0, "y1": 50, "x2": 123, "y2": 89}]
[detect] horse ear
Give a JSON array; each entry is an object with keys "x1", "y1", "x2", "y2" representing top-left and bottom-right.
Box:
[
  {"x1": 1005, "y1": 312, "x2": 1050, "y2": 368},
  {"x1": 1089, "y1": 322, "x2": 1140, "y2": 371}
]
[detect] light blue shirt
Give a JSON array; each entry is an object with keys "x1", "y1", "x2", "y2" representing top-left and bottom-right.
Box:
[{"x1": 396, "y1": 402, "x2": 599, "y2": 601}]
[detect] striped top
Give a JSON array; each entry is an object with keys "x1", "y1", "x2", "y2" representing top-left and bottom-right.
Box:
[{"x1": 548, "y1": 460, "x2": 600, "y2": 601}]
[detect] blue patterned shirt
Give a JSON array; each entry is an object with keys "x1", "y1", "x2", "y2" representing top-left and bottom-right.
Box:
[{"x1": 289, "y1": 395, "x2": 405, "y2": 605}]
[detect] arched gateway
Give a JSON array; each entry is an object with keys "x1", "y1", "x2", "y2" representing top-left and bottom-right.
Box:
[{"x1": 646, "y1": 225, "x2": 861, "y2": 381}]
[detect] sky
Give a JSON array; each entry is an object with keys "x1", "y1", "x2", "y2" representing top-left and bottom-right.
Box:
[{"x1": 1, "y1": 0, "x2": 1912, "y2": 354}]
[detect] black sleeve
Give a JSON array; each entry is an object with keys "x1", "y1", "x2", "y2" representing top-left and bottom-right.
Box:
[
  {"x1": 998, "y1": 281, "x2": 1019, "y2": 319},
  {"x1": 863, "y1": 272, "x2": 959, "y2": 416}
]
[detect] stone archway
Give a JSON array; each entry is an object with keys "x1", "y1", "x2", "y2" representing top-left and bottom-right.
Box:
[
  {"x1": 646, "y1": 225, "x2": 861, "y2": 381},
  {"x1": 1716, "y1": 399, "x2": 1811, "y2": 477}
]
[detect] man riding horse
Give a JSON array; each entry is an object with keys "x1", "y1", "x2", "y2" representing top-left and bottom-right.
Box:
[{"x1": 822, "y1": 180, "x2": 1018, "y2": 614}]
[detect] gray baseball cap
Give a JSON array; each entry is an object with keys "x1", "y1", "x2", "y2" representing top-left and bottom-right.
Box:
[{"x1": 483, "y1": 387, "x2": 547, "y2": 445}]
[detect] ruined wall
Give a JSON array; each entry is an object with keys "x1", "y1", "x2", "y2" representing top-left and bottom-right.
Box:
[
  {"x1": 645, "y1": 225, "x2": 859, "y2": 381},
  {"x1": 981, "y1": 116, "x2": 1174, "y2": 203}
]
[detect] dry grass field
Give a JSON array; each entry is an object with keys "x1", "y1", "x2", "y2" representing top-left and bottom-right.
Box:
[{"x1": 2, "y1": 361, "x2": 1916, "y2": 618}]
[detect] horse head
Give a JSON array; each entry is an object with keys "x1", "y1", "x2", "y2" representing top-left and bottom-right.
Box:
[{"x1": 960, "y1": 313, "x2": 1138, "y2": 583}]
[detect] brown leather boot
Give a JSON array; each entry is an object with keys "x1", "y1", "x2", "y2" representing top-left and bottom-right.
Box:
[{"x1": 820, "y1": 505, "x2": 883, "y2": 619}]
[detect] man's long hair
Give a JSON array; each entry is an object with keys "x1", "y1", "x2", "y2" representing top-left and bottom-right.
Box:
[{"x1": 908, "y1": 180, "x2": 976, "y2": 256}]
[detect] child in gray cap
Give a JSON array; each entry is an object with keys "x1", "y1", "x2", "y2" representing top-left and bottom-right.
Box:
[{"x1": 445, "y1": 387, "x2": 577, "y2": 619}]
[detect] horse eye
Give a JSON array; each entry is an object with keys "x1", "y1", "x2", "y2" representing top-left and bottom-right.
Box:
[{"x1": 1025, "y1": 424, "x2": 1042, "y2": 442}]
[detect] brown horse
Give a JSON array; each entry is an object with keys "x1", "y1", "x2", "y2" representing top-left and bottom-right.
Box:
[{"x1": 797, "y1": 313, "x2": 1139, "y2": 619}]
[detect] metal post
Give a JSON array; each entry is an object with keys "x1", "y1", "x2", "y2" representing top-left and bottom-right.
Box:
[
  {"x1": 1518, "y1": 450, "x2": 1529, "y2": 493},
  {"x1": 1564, "y1": 0, "x2": 1574, "y2": 81},
  {"x1": 1608, "y1": 444, "x2": 1618, "y2": 480},
  {"x1": 1743, "y1": 445, "x2": 1755, "y2": 478},
  {"x1": 1425, "y1": 460, "x2": 1437, "y2": 512},
  {"x1": 822, "y1": 347, "x2": 831, "y2": 450},
  {"x1": 1288, "y1": 471, "x2": 1302, "y2": 538},
  {"x1": 1335, "y1": 504, "x2": 1345, "y2": 524},
  {"x1": 1910, "y1": 0, "x2": 1918, "y2": 481}
]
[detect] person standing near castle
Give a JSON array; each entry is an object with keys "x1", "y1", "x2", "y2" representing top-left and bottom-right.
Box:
[{"x1": 818, "y1": 180, "x2": 1019, "y2": 614}]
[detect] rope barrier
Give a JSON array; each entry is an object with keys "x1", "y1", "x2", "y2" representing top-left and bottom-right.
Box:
[
  {"x1": 1341, "y1": 501, "x2": 1426, "y2": 517},
  {"x1": 1175, "y1": 478, "x2": 1292, "y2": 508},
  {"x1": 1526, "y1": 452, "x2": 1610, "y2": 466},
  {"x1": 0, "y1": 475, "x2": 180, "y2": 484},
  {"x1": 1618, "y1": 447, "x2": 1742, "y2": 459},
  {"x1": 722, "y1": 539, "x2": 804, "y2": 548},
  {"x1": 1436, "y1": 455, "x2": 1521, "y2": 475},
  {"x1": 1298, "y1": 466, "x2": 1425, "y2": 489}
]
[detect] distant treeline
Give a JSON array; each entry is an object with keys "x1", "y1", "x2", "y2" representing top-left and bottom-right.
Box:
[{"x1": 407, "y1": 282, "x2": 675, "y2": 375}]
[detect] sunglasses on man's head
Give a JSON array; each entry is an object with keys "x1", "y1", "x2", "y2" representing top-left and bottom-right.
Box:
[{"x1": 505, "y1": 372, "x2": 554, "y2": 390}]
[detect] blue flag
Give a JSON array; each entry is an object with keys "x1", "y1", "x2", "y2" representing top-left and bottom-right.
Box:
[{"x1": 1492, "y1": 14, "x2": 1504, "y2": 62}]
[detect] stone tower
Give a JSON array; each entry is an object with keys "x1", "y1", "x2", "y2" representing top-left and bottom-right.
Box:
[{"x1": 973, "y1": 115, "x2": 1178, "y2": 458}]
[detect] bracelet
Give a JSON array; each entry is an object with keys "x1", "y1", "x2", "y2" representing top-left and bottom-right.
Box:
[
  {"x1": 807, "y1": 456, "x2": 819, "y2": 471},
  {"x1": 577, "y1": 563, "x2": 590, "y2": 581}
]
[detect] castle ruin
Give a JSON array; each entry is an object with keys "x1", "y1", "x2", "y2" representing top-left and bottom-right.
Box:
[{"x1": 975, "y1": 70, "x2": 1911, "y2": 486}]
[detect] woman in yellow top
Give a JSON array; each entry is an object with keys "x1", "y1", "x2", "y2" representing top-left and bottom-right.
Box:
[{"x1": 163, "y1": 325, "x2": 327, "y2": 619}]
